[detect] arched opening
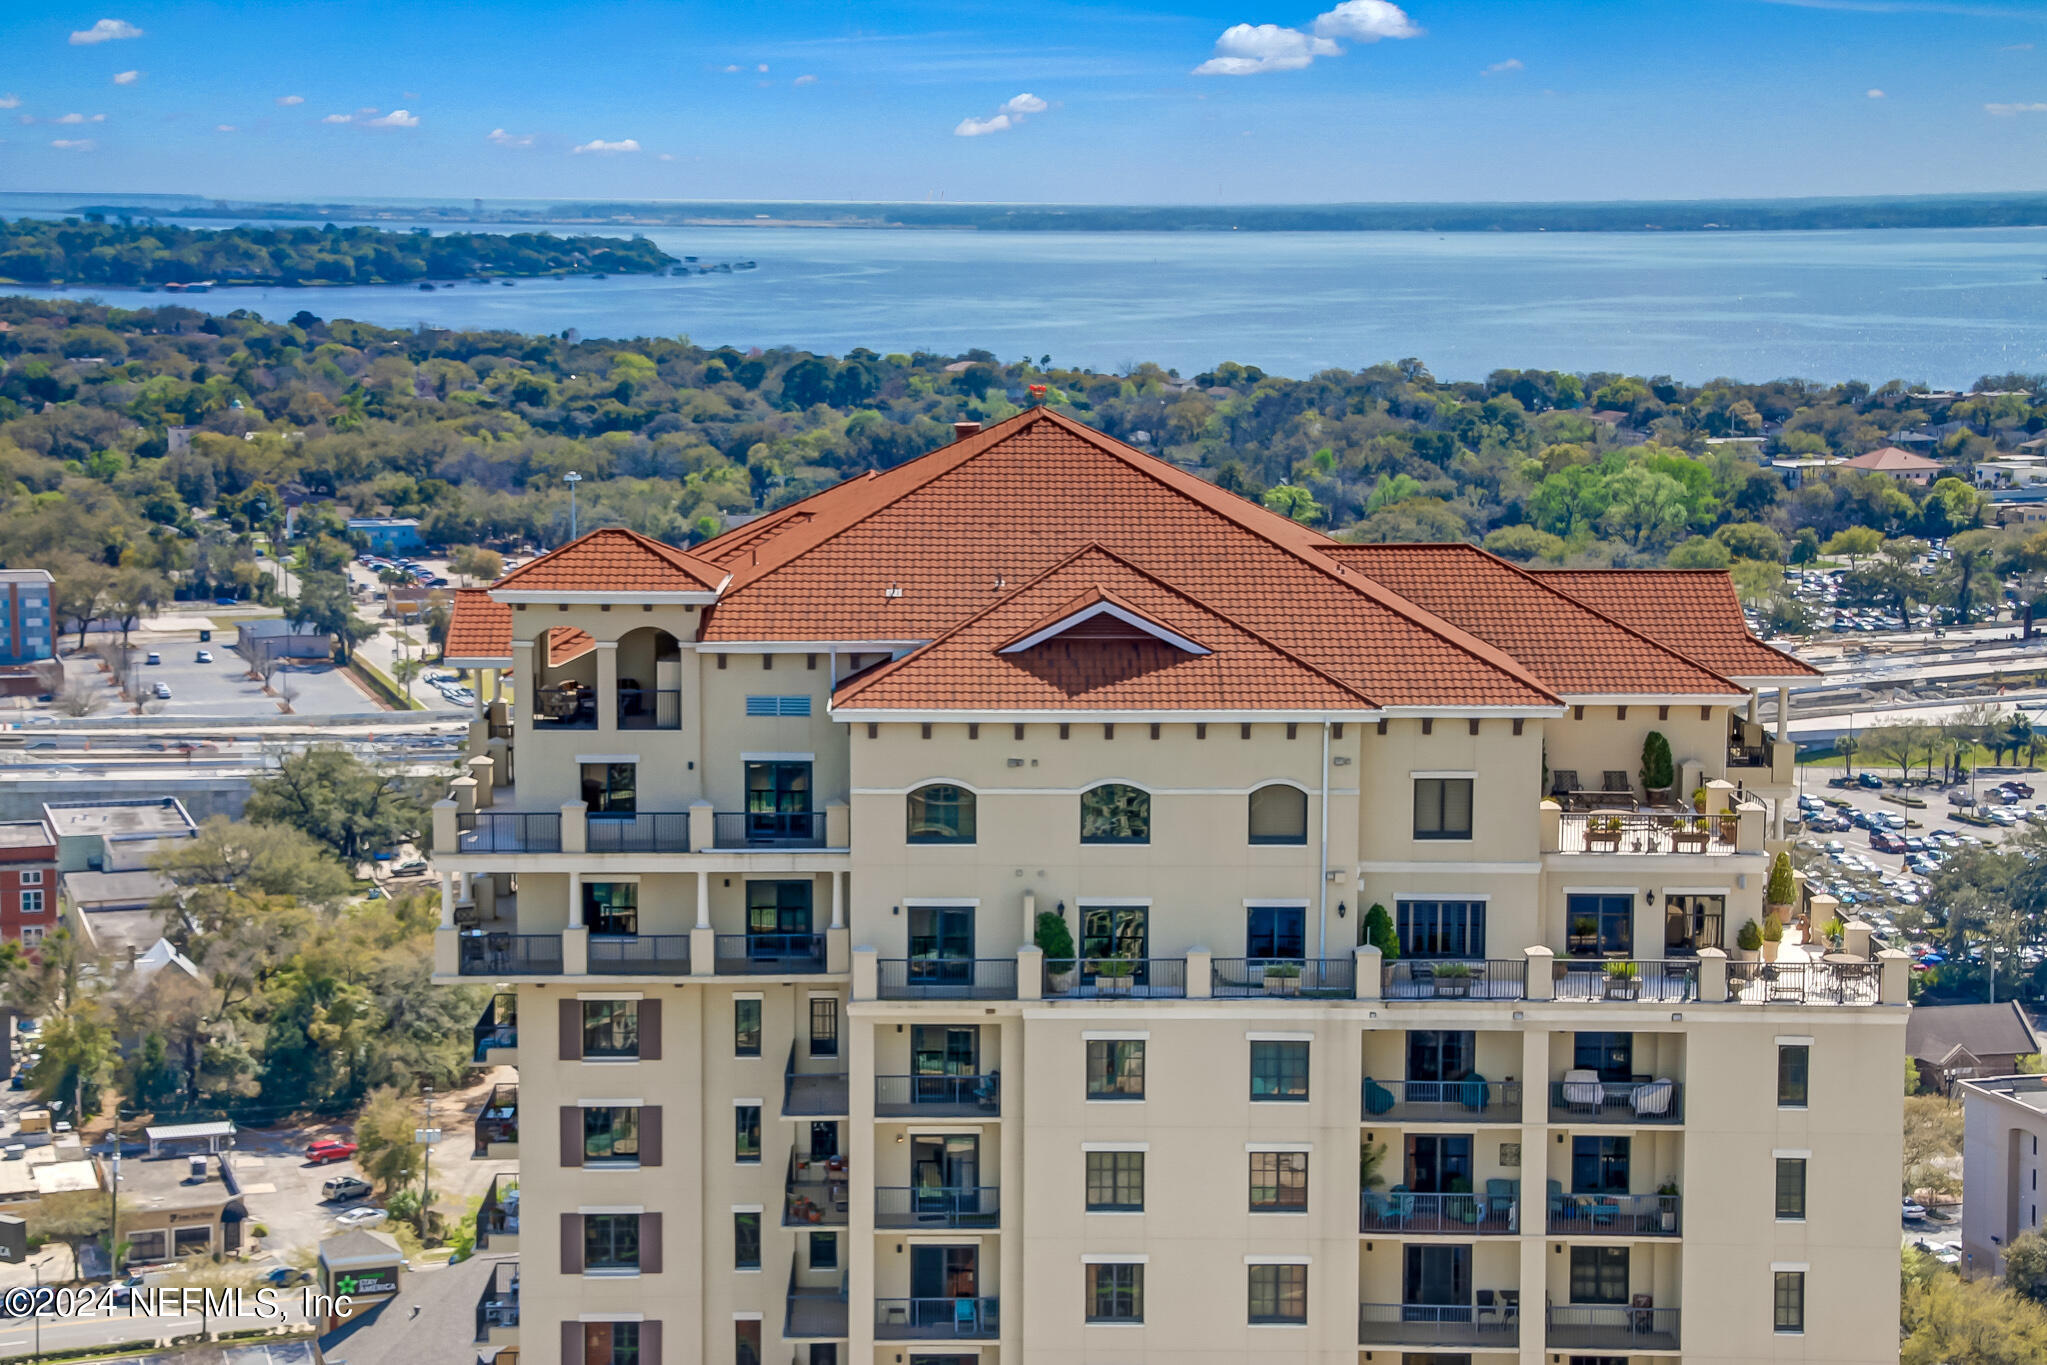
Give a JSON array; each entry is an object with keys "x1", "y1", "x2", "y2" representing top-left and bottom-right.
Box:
[
  {"x1": 617, "y1": 625, "x2": 684, "y2": 730},
  {"x1": 1081, "y1": 784, "x2": 1150, "y2": 845},
  {"x1": 1248, "y1": 784, "x2": 1308, "y2": 845},
  {"x1": 907, "y1": 784, "x2": 977, "y2": 843}
]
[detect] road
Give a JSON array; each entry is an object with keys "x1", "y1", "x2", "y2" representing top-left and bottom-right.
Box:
[{"x1": 0, "y1": 1301, "x2": 312, "y2": 1359}]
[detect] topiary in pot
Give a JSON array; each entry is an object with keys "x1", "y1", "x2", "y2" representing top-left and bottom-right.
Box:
[
  {"x1": 1641, "y1": 731, "x2": 1675, "y2": 804},
  {"x1": 1362, "y1": 903, "x2": 1398, "y2": 961},
  {"x1": 1035, "y1": 910, "x2": 1075, "y2": 991},
  {"x1": 1761, "y1": 911, "x2": 1785, "y2": 964},
  {"x1": 1766, "y1": 851, "x2": 1796, "y2": 913}
]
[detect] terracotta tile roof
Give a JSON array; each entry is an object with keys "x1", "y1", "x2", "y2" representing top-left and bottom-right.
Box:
[
  {"x1": 834, "y1": 546, "x2": 1376, "y2": 712},
  {"x1": 548, "y1": 626, "x2": 595, "y2": 666},
  {"x1": 1844, "y1": 446, "x2": 1943, "y2": 473},
  {"x1": 1531, "y1": 569, "x2": 1819, "y2": 679},
  {"x1": 699, "y1": 408, "x2": 1557, "y2": 709},
  {"x1": 491, "y1": 526, "x2": 726, "y2": 594},
  {"x1": 1320, "y1": 545, "x2": 1744, "y2": 697},
  {"x1": 443, "y1": 589, "x2": 511, "y2": 663}
]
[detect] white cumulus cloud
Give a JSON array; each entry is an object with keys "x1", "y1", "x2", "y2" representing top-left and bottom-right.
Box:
[
  {"x1": 50, "y1": 138, "x2": 95, "y2": 150},
  {"x1": 954, "y1": 113, "x2": 1015, "y2": 136},
  {"x1": 488, "y1": 128, "x2": 534, "y2": 148},
  {"x1": 1867, "y1": 88, "x2": 1885, "y2": 98},
  {"x1": 1987, "y1": 101, "x2": 2047, "y2": 115},
  {"x1": 1483, "y1": 58, "x2": 1524, "y2": 75},
  {"x1": 1195, "y1": 0, "x2": 1419, "y2": 75},
  {"x1": 322, "y1": 113, "x2": 352, "y2": 123},
  {"x1": 70, "y1": 18, "x2": 142, "y2": 44},
  {"x1": 722, "y1": 64, "x2": 740, "y2": 73},
  {"x1": 572, "y1": 137, "x2": 641, "y2": 154},
  {"x1": 793, "y1": 73, "x2": 818, "y2": 85},
  {"x1": 0, "y1": 95, "x2": 17, "y2": 110},
  {"x1": 756, "y1": 63, "x2": 769, "y2": 73},
  {"x1": 365, "y1": 108, "x2": 419, "y2": 127},
  {"x1": 955, "y1": 92, "x2": 1050, "y2": 137},
  {"x1": 1001, "y1": 92, "x2": 1047, "y2": 115},
  {"x1": 276, "y1": 94, "x2": 304, "y2": 106},
  {"x1": 112, "y1": 70, "x2": 140, "y2": 85},
  {"x1": 216, "y1": 124, "x2": 236, "y2": 132},
  {"x1": 55, "y1": 113, "x2": 105, "y2": 124}
]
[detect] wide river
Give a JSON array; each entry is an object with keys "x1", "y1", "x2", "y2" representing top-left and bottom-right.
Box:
[{"x1": 6, "y1": 213, "x2": 2046, "y2": 385}]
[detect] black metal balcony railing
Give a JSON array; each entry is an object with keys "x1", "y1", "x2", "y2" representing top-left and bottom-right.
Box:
[
  {"x1": 1729, "y1": 959, "x2": 1881, "y2": 1005},
  {"x1": 457, "y1": 811, "x2": 563, "y2": 853},
  {"x1": 1552, "y1": 958, "x2": 1698, "y2": 1003},
  {"x1": 874, "y1": 1073, "x2": 1001, "y2": 1118},
  {"x1": 1359, "y1": 1190, "x2": 1517, "y2": 1234},
  {"x1": 714, "y1": 810, "x2": 829, "y2": 849},
  {"x1": 474, "y1": 1083, "x2": 517, "y2": 1153},
  {"x1": 471, "y1": 994, "x2": 516, "y2": 1063},
  {"x1": 784, "y1": 1152, "x2": 849, "y2": 1228},
  {"x1": 588, "y1": 934, "x2": 691, "y2": 975},
  {"x1": 716, "y1": 933, "x2": 828, "y2": 974},
  {"x1": 1556, "y1": 810, "x2": 1738, "y2": 854},
  {"x1": 532, "y1": 684, "x2": 598, "y2": 729},
  {"x1": 1211, "y1": 956, "x2": 1355, "y2": 998},
  {"x1": 1382, "y1": 959, "x2": 1528, "y2": 1000},
  {"x1": 473, "y1": 1262, "x2": 520, "y2": 1342},
  {"x1": 877, "y1": 958, "x2": 1018, "y2": 1000},
  {"x1": 1548, "y1": 1192, "x2": 1683, "y2": 1237},
  {"x1": 784, "y1": 1044, "x2": 850, "y2": 1118},
  {"x1": 1546, "y1": 1304, "x2": 1680, "y2": 1351},
  {"x1": 1729, "y1": 734, "x2": 1779, "y2": 769},
  {"x1": 874, "y1": 1186, "x2": 1002, "y2": 1229},
  {"x1": 1548, "y1": 1078, "x2": 1684, "y2": 1124},
  {"x1": 617, "y1": 688, "x2": 682, "y2": 730},
  {"x1": 874, "y1": 1298, "x2": 999, "y2": 1339},
  {"x1": 478, "y1": 1173, "x2": 518, "y2": 1248},
  {"x1": 1357, "y1": 1301, "x2": 1521, "y2": 1347},
  {"x1": 1363, "y1": 1078, "x2": 1522, "y2": 1123},
  {"x1": 785, "y1": 1265, "x2": 849, "y2": 1340},
  {"x1": 458, "y1": 933, "x2": 563, "y2": 977},
  {"x1": 585, "y1": 811, "x2": 690, "y2": 853},
  {"x1": 1044, "y1": 957, "x2": 1188, "y2": 999}
]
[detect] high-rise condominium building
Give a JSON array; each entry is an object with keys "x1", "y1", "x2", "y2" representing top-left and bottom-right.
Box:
[{"x1": 431, "y1": 407, "x2": 1907, "y2": 1365}]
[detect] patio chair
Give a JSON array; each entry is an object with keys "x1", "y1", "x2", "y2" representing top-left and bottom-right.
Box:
[
  {"x1": 1546, "y1": 1180, "x2": 1566, "y2": 1223},
  {"x1": 1362, "y1": 1188, "x2": 1395, "y2": 1225},
  {"x1": 1460, "y1": 1073, "x2": 1489, "y2": 1114},
  {"x1": 1601, "y1": 770, "x2": 1633, "y2": 802},
  {"x1": 954, "y1": 1298, "x2": 979, "y2": 1334},
  {"x1": 1561, "y1": 1068, "x2": 1605, "y2": 1113},
  {"x1": 1389, "y1": 1184, "x2": 1415, "y2": 1224},
  {"x1": 1500, "y1": 1289, "x2": 1521, "y2": 1323},
  {"x1": 1476, "y1": 1289, "x2": 1502, "y2": 1326},
  {"x1": 1363, "y1": 1076, "x2": 1396, "y2": 1116},
  {"x1": 1631, "y1": 1078, "x2": 1675, "y2": 1118},
  {"x1": 1549, "y1": 769, "x2": 1580, "y2": 804}
]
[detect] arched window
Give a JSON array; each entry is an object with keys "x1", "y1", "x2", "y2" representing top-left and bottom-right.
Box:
[
  {"x1": 1081, "y1": 785, "x2": 1151, "y2": 845},
  {"x1": 907, "y1": 784, "x2": 977, "y2": 844},
  {"x1": 1248, "y1": 784, "x2": 1308, "y2": 845}
]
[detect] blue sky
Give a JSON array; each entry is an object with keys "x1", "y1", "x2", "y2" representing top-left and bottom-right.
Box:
[{"x1": 2, "y1": 0, "x2": 2044, "y2": 203}]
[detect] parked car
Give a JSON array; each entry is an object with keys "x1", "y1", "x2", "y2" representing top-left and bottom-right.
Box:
[
  {"x1": 334, "y1": 1207, "x2": 388, "y2": 1229},
  {"x1": 195, "y1": 649, "x2": 213, "y2": 663},
  {"x1": 264, "y1": 1266, "x2": 314, "y2": 1287},
  {"x1": 144, "y1": 652, "x2": 161, "y2": 666},
  {"x1": 305, "y1": 1139, "x2": 358, "y2": 1165},
  {"x1": 1857, "y1": 773, "x2": 1884, "y2": 789},
  {"x1": 321, "y1": 1175, "x2": 372, "y2": 1202},
  {"x1": 151, "y1": 682, "x2": 172, "y2": 699},
  {"x1": 1903, "y1": 1198, "x2": 1927, "y2": 1220}
]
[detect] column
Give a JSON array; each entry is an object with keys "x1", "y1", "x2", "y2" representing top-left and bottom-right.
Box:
[
  {"x1": 509, "y1": 638, "x2": 536, "y2": 740},
  {"x1": 690, "y1": 869, "x2": 715, "y2": 976},
  {"x1": 696, "y1": 869, "x2": 711, "y2": 929},
  {"x1": 566, "y1": 871, "x2": 581, "y2": 930},
  {"x1": 831, "y1": 870, "x2": 844, "y2": 929},
  {"x1": 1776, "y1": 685, "x2": 1789, "y2": 741},
  {"x1": 1748, "y1": 689, "x2": 1759, "y2": 723},
  {"x1": 438, "y1": 873, "x2": 455, "y2": 930},
  {"x1": 594, "y1": 640, "x2": 619, "y2": 734}
]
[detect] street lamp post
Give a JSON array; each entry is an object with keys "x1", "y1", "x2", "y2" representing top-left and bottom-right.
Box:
[{"x1": 564, "y1": 471, "x2": 582, "y2": 541}]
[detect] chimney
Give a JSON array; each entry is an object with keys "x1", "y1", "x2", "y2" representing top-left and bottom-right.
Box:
[{"x1": 952, "y1": 421, "x2": 981, "y2": 443}]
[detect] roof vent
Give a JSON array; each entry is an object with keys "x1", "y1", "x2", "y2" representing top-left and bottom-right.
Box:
[{"x1": 952, "y1": 421, "x2": 982, "y2": 443}]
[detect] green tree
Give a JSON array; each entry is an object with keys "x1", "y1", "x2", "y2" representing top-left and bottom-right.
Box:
[
  {"x1": 287, "y1": 571, "x2": 375, "y2": 663},
  {"x1": 1822, "y1": 526, "x2": 1885, "y2": 568},
  {"x1": 30, "y1": 1001, "x2": 117, "y2": 1122},
  {"x1": 1665, "y1": 537, "x2": 1732, "y2": 569},
  {"x1": 32, "y1": 1190, "x2": 110, "y2": 1281},
  {"x1": 447, "y1": 546, "x2": 504, "y2": 583},
  {"x1": 243, "y1": 746, "x2": 429, "y2": 864},
  {"x1": 2004, "y1": 1230, "x2": 2047, "y2": 1305},
  {"x1": 1904, "y1": 1264, "x2": 2047, "y2": 1364},
  {"x1": 1261, "y1": 484, "x2": 1326, "y2": 525},
  {"x1": 1903, "y1": 1093, "x2": 1962, "y2": 1200},
  {"x1": 354, "y1": 1085, "x2": 426, "y2": 1197}
]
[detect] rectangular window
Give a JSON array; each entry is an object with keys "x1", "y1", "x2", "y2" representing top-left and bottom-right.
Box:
[
  {"x1": 1412, "y1": 777, "x2": 1474, "y2": 840},
  {"x1": 582, "y1": 1000, "x2": 640, "y2": 1059},
  {"x1": 583, "y1": 1107, "x2": 641, "y2": 1164},
  {"x1": 582, "y1": 881, "x2": 639, "y2": 936},
  {"x1": 19, "y1": 871, "x2": 39, "y2": 886},
  {"x1": 810, "y1": 997, "x2": 839, "y2": 1058},
  {"x1": 18, "y1": 890, "x2": 41, "y2": 915},
  {"x1": 1086, "y1": 1040, "x2": 1145, "y2": 1101},
  {"x1": 1406, "y1": 1030, "x2": 1474, "y2": 1083},
  {"x1": 1664, "y1": 893, "x2": 1725, "y2": 952},
  {"x1": 734, "y1": 1211, "x2": 761, "y2": 1270},
  {"x1": 1774, "y1": 1270, "x2": 1805, "y2": 1333},
  {"x1": 1396, "y1": 899, "x2": 1486, "y2": 958},
  {"x1": 809, "y1": 1230, "x2": 838, "y2": 1270},
  {"x1": 1569, "y1": 1246, "x2": 1629, "y2": 1305},
  {"x1": 734, "y1": 998, "x2": 762, "y2": 1057},
  {"x1": 745, "y1": 695, "x2": 812, "y2": 717},
  {"x1": 584, "y1": 1212, "x2": 641, "y2": 1271},
  {"x1": 1248, "y1": 1152, "x2": 1309, "y2": 1212},
  {"x1": 1245, "y1": 904, "x2": 1306, "y2": 960},
  {"x1": 580, "y1": 761, "x2": 638, "y2": 814},
  {"x1": 1778, "y1": 1044, "x2": 1810, "y2": 1108},
  {"x1": 1086, "y1": 1263, "x2": 1144, "y2": 1323},
  {"x1": 1776, "y1": 1158, "x2": 1807, "y2": 1220},
  {"x1": 1570, "y1": 1136, "x2": 1631, "y2": 1194},
  {"x1": 1566, "y1": 894, "x2": 1633, "y2": 956},
  {"x1": 1249, "y1": 1041, "x2": 1310, "y2": 1101},
  {"x1": 1573, "y1": 1032, "x2": 1634, "y2": 1082},
  {"x1": 735, "y1": 1104, "x2": 762, "y2": 1163},
  {"x1": 1247, "y1": 1263, "x2": 1308, "y2": 1325},
  {"x1": 735, "y1": 1319, "x2": 762, "y2": 1365},
  {"x1": 1085, "y1": 1151, "x2": 1145, "y2": 1212},
  {"x1": 19, "y1": 926, "x2": 41, "y2": 948},
  {"x1": 583, "y1": 1322, "x2": 641, "y2": 1365}
]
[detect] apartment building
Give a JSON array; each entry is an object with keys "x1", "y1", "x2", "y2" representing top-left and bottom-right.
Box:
[
  {"x1": 0, "y1": 819, "x2": 56, "y2": 948},
  {"x1": 431, "y1": 406, "x2": 1908, "y2": 1365},
  {"x1": 1959, "y1": 1074, "x2": 2047, "y2": 1278}
]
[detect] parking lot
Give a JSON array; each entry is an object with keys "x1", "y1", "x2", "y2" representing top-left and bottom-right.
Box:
[{"x1": 126, "y1": 642, "x2": 373, "y2": 718}]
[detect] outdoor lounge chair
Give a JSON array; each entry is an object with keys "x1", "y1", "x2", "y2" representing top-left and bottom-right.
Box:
[
  {"x1": 1561, "y1": 1068, "x2": 1605, "y2": 1113},
  {"x1": 1631, "y1": 1078, "x2": 1676, "y2": 1118},
  {"x1": 1363, "y1": 1076, "x2": 1396, "y2": 1115}
]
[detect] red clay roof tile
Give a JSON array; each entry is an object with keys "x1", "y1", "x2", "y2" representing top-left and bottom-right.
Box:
[
  {"x1": 1531, "y1": 569, "x2": 1818, "y2": 679},
  {"x1": 443, "y1": 589, "x2": 511, "y2": 663},
  {"x1": 492, "y1": 526, "x2": 725, "y2": 595}
]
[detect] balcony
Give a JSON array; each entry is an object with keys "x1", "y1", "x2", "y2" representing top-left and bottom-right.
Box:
[
  {"x1": 1383, "y1": 959, "x2": 1528, "y2": 1001},
  {"x1": 472, "y1": 994, "x2": 517, "y2": 1065},
  {"x1": 784, "y1": 1045, "x2": 849, "y2": 1119},
  {"x1": 1043, "y1": 957, "x2": 1188, "y2": 999},
  {"x1": 783, "y1": 1151, "x2": 848, "y2": 1228},
  {"x1": 1363, "y1": 1078, "x2": 1522, "y2": 1123},
  {"x1": 716, "y1": 933, "x2": 828, "y2": 975},
  {"x1": 875, "y1": 1185, "x2": 1001, "y2": 1230},
  {"x1": 1548, "y1": 1077, "x2": 1683, "y2": 1124},
  {"x1": 1552, "y1": 958, "x2": 1698, "y2": 1003},
  {"x1": 456, "y1": 812, "x2": 563, "y2": 854},
  {"x1": 714, "y1": 810, "x2": 828, "y2": 849},
  {"x1": 585, "y1": 812, "x2": 690, "y2": 853},
  {"x1": 458, "y1": 933, "x2": 563, "y2": 977},
  {"x1": 1359, "y1": 1190, "x2": 1518, "y2": 1235},
  {"x1": 1546, "y1": 1304, "x2": 1680, "y2": 1352},
  {"x1": 1548, "y1": 1191, "x2": 1683, "y2": 1237},
  {"x1": 1729, "y1": 959, "x2": 1879, "y2": 1005},
  {"x1": 616, "y1": 687, "x2": 681, "y2": 731},
  {"x1": 474, "y1": 1083, "x2": 518, "y2": 1157},
  {"x1": 874, "y1": 1074, "x2": 1001, "y2": 1119},
  {"x1": 473, "y1": 1262, "x2": 519, "y2": 1347},
  {"x1": 1553, "y1": 810, "x2": 1740, "y2": 856},
  {"x1": 588, "y1": 934, "x2": 691, "y2": 975},
  {"x1": 876, "y1": 959, "x2": 1017, "y2": 1001},
  {"x1": 1357, "y1": 1300, "x2": 1521, "y2": 1348},
  {"x1": 1211, "y1": 956, "x2": 1355, "y2": 999},
  {"x1": 785, "y1": 1267, "x2": 848, "y2": 1340},
  {"x1": 477, "y1": 1173, "x2": 519, "y2": 1253},
  {"x1": 874, "y1": 1298, "x2": 999, "y2": 1340}
]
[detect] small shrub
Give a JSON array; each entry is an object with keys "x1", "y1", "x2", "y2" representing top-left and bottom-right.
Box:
[
  {"x1": 1033, "y1": 910, "x2": 1073, "y2": 965},
  {"x1": 1736, "y1": 919, "x2": 1764, "y2": 952},
  {"x1": 1640, "y1": 731, "x2": 1674, "y2": 792},
  {"x1": 1766, "y1": 850, "x2": 1797, "y2": 906}
]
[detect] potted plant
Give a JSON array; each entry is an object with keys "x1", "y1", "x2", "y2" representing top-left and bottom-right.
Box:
[
  {"x1": 1672, "y1": 814, "x2": 1709, "y2": 853},
  {"x1": 1717, "y1": 808, "x2": 1741, "y2": 844},
  {"x1": 1691, "y1": 786, "x2": 1709, "y2": 814},
  {"x1": 1761, "y1": 912, "x2": 1785, "y2": 964},
  {"x1": 1822, "y1": 915, "x2": 1847, "y2": 951},
  {"x1": 1656, "y1": 1181, "x2": 1680, "y2": 1233},
  {"x1": 1432, "y1": 961, "x2": 1475, "y2": 998},
  {"x1": 1641, "y1": 731, "x2": 1675, "y2": 807},
  {"x1": 1263, "y1": 961, "x2": 1303, "y2": 996},
  {"x1": 1602, "y1": 960, "x2": 1641, "y2": 1000},
  {"x1": 1734, "y1": 918, "x2": 1763, "y2": 963},
  {"x1": 1766, "y1": 850, "x2": 1797, "y2": 921},
  {"x1": 1035, "y1": 911, "x2": 1076, "y2": 994},
  {"x1": 1362, "y1": 903, "x2": 1398, "y2": 961},
  {"x1": 1587, "y1": 814, "x2": 1624, "y2": 852},
  {"x1": 1095, "y1": 956, "x2": 1136, "y2": 996}
]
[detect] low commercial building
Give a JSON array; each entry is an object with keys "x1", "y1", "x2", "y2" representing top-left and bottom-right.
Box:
[
  {"x1": 346, "y1": 517, "x2": 424, "y2": 553},
  {"x1": 43, "y1": 797, "x2": 198, "y2": 874},
  {"x1": 106, "y1": 1150, "x2": 247, "y2": 1264},
  {"x1": 0, "y1": 819, "x2": 55, "y2": 948},
  {"x1": 234, "y1": 617, "x2": 332, "y2": 666},
  {"x1": 0, "y1": 570, "x2": 55, "y2": 666},
  {"x1": 1960, "y1": 1074, "x2": 2047, "y2": 1276},
  {"x1": 0, "y1": 1149, "x2": 101, "y2": 1220},
  {"x1": 1908, "y1": 1001, "x2": 2041, "y2": 1095}
]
